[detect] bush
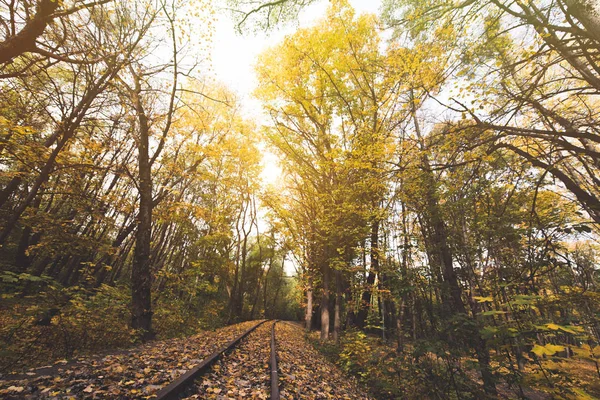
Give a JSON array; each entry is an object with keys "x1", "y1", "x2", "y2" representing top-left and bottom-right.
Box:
[
  {"x1": 0, "y1": 277, "x2": 134, "y2": 373},
  {"x1": 0, "y1": 272, "x2": 227, "y2": 373},
  {"x1": 153, "y1": 297, "x2": 224, "y2": 338},
  {"x1": 310, "y1": 329, "x2": 484, "y2": 399}
]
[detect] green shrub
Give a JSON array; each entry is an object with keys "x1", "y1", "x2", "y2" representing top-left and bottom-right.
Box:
[
  {"x1": 0, "y1": 279, "x2": 134, "y2": 373},
  {"x1": 310, "y1": 329, "x2": 484, "y2": 399},
  {"x1": 153, "y1": 297, "x2": 224, "y2": 338}
]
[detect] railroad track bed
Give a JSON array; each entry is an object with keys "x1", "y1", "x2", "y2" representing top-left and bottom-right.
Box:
[
  {"x1": 1, "y1": 320, "x2": 370, "y2": 399},
  {"x1": 0, "y1": 320, "x2": 262, "y2": 399},
  {"x1": 180, "y1": 321, "x2": 273, "y2": 399},
  {"x1": 275, "y1": 323, "x2": 370, "y2": 400}
]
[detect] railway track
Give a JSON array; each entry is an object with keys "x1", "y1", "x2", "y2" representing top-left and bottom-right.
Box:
[
  {"x1": 1, "y1": 319, "x2": 371, "y2": 399},
  {"x1": 155, "y1": 319, "x2": 281, "y2": 400}
]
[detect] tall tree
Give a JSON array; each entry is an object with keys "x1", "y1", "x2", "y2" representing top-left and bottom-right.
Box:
[{"x1": 257, "y1": 0, "x2": 401, "y2": 339}]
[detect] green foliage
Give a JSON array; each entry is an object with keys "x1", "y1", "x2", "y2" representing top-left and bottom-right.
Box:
[
  {"x1": 0, "y1": 282, "x2": 134, "y2": 373},
  {"x1": 0, "y1": 276, "x2": 228, "y2": 372},
  {"x1": 153, "y1": 297, "x2": 222, "y2": 338},
  {"x1": 311, "y1": 329, "x2": 487, "y2": 399},
  {"x1": 338, "y1": 330, "x2": 372, "y2": 377},
  {"x1": 0, "y1": 271, "x2": 52, "y2": 291}
]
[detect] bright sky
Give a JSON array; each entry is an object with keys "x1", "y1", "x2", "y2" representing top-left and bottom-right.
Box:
[
  {"x1": 210, "y1": 0, "x2": 382, "y2": 187},
  {"x1": 211, "y1": 0, "x2": 381, "y2": 105}
]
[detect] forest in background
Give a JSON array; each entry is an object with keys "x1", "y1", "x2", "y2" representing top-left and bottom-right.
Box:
[{"x1": 1, "y1": 0, "x2": 600, "y2": 398}]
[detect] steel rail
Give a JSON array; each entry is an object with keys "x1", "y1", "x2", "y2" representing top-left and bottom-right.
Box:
[
  {"x1": 155, "y1": 319, "x2": 268, "y2": 400},
  {"x1": 270, "y1": 320, "x2": 280, "y2": 400}
]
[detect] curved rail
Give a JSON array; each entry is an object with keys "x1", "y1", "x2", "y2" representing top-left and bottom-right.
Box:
[
  {"x1": 155, "y1": 320, "x2": 268, "y2": 400},
  {"x1": 270, "y1": 320, "x2": 280, "y2": 400}
]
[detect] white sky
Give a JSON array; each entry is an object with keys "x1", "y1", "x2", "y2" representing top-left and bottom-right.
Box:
[
  {"x1": 211, "y1": 0, "x2": 381, "y2": 115},
  {"x1": 209, "y1": 0, "x2": 382, "y2": 187}
]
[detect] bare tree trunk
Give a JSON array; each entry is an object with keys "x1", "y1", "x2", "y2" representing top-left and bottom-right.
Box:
[
  {"x1": 333, "y1": 269, "x2": 341, "y2": 342},
  {"x1": 305, "y1": 276, "x2": 313, "y2": 331},
  {"x1": 355, "y1": 219, "x2": 379, "y2": 329},
  {"x1": 228, "y1": 198, "x2": 246, "y2": 323},
  {"x1": 320, "y1": 262, "x2": 330, "y2": 340},
  {"x1": 396, "y1": 298, "x2": 405, "y2": 351},
  {"x1": 249, "y1": 215, "x2": 265, "y2": 319},
  {"x1": 263, "y1": 257, "x2": 272, "y2": 318},
  {"x1": 130, "y1": 73, "x2": 154, "y2": 340}
]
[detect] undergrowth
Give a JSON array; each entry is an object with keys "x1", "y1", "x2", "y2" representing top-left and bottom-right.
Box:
[
  {"x1": 309, "y1": 328, "x2": 600, "y2": 400},
  {"x1": 310, "y1": 329, "x2": 485, "y2": 399},
  {"x1": 0, "y1": 271, "x2": 222, "y2": 373}
]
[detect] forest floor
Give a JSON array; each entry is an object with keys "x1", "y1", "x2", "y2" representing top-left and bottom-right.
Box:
[
  {"x1": 0, "y1": 320, "x2": 259, "y2": 399},
  {"x1": 276, "y1": 322, "x2": 370, "y2": 399},
  {"x1": 4, "y1": 315, "x2": 596, "y2": 400},
  {"x1": 176, "y1": 321, "x2": 370, "y2": 399},
  {"x1": 182, "y1": 321, "x2": 272, "y2": 399},
  {"x1": 0, "y1": 320, "x2": 371, "y2": 399}
]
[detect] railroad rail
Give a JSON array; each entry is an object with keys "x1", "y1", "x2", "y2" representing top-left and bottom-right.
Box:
[
  {"x1": 270, "y1": 320, "x2": 280, "y2": 400},
  {"x1": 156, "y1": 319, "x2": 281, "y2": 400}
]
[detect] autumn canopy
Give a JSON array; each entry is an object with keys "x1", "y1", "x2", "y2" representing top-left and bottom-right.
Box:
[{"x1": 1, "y1": 0, "x2": 600, "y2": 398}]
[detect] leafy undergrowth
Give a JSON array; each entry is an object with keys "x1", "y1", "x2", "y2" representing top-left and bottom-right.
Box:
[
  {"x1": 518, "y1": 345, "x2": 600, "y2": 399},
  {"x1": 0, "y1": 274, "x2": 224, "y2": 374},
  {"x1": 309, "y1": 329, "x2": 600, "y2": 400},
  {"x1": 184, "y1": 321, "x2": 272, "y2": 399},
  {"x1": 0, "y1": 320, "x2": 261, "y2": 399},
  {"x1": 0, "y1": 280, "x2": 133, "y2": 373},
  {"x1": 310, "y1": 330, "x2": 456, "y2": 400},
  {"x1": 277, "y1": 322, "x2": 370, "y2": 399}
]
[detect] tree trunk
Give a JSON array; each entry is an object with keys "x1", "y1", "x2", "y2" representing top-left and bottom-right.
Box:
[
  {"x1": 355, "y1": 219, "x2": 379, "y2": 329},
  {"x1": 411, "y1": 100, "x2": 496, "y2": 395},
  {"x1": 396, "y1": 298, "x2": 405, "y2": 351},
  {"x1": 320, "y1": 262, "x2": 330, "y2": 340},
  {"x1": 333, "y1": 269, "x2": 342, "y2": 342},
  {"x1": 236, "y1": 227, "x2": 249, "y2": 318},
  {"x1": 565, "y1": 0, "x2": 600, "y2": 44},
  {"x1": 475, "y1": 332, "x2": 497, "y2": 396},
  {"x1": 263, "y1": 259, "x2": 272, "y2": 318},
  {"x1": 15, "y1": 226, "x2": 33, "y2": 271},
  {"x1": 305, "y1": 277, "x2": 313, "y2": 331},
  {"x1": 130, "y1": 75, "x2": 154, "y2": 340}
]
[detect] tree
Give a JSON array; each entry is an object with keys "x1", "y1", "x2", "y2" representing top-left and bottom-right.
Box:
[
  {"x1": 0, "y1": 0, "x2": 152, "y2": 246},
  {"x1": 226, "y1": 0, "x2": 320, "y2": 32},
  {"x1": 382, "y1": 0, "x2": 600, "y2": 224},
  {"x1": 257, "y1": 0, "x2": 401, "y2": 340},
  {"x1": 1, "y1": 0, "x2": 115, "y2": 67}
]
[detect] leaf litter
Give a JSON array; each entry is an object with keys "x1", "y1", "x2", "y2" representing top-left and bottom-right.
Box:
[
  {"x1": 276, "y1": 322, "x2": 371, "y2": 400},
  {"x1": 0, "y1": 320, "x2": 261, "y2": 399},
  {"x1": 182, "y1": 321, "x2": 272, "y2": 399},
  {"x1": 1, "y1": 320, "x2": 372, "y2": 399}
]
